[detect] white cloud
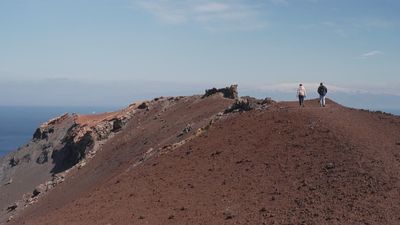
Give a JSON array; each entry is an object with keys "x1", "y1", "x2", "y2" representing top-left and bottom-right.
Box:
[
  {"x1": 360, "y1": 50, "x2": 384, "y2": 59},
  {"x1": 320, "y1": 21, "x2": 348, "y2": 37},
  {"x1": 270, "y1": 0, "x2": 319, "y2": 6},
  {"x1": 270, "y1": 0, "x2": 289, "y2": 6},
  {"x1": 364, "y1": 19, "x2": 394, "y2": 29},
  {"x1": 135, "y1": 1, "x2": 187, "y2": 24},
  {"x1": 300, "y1": 17, "x2": 397, "y2": 38},
  {"x1": 254, "y1": 82, "x2": 360, "y2": 94},
  {"x1": 353, "y1": 18, "x2": 397, "y2": 31},
  {"x1": 252, "y1": 82, "x2": 400, "y2": 96},
  {"x1": 195, "y1": 2, "x2": 229, "y2": 13},
  {"x1": 133, "y1": 0, "x2": 268, "y2": 31}
]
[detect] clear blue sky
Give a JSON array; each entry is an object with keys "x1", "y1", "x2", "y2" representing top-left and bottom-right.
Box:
[{"x1": 0, "y1": 0, "x2": 399, "y2": 107}]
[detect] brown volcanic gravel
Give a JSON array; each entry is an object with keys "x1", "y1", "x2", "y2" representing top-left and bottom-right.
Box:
[{"x1": 10, "y1": 97, "x2": 400, "y2": 225}]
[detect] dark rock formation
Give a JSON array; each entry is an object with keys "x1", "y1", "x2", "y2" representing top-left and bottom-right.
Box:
[
  {"x1": 36, "y1": 151, "x2": 48, "y2": 164},
  {"x1": 9, "y1": 158, "x2": 19, "y2": 167},
  {"x1": 33, "y1": 113, "x2": 68, "y2": 141},
  {"x1": 203, "y1": 85, "x2": 238, "y2": 99},
  {"x1": 0, "y1": 113, "x2": 78, "y2": 223},
  {"x1": 6, "y1": 204, "x2": 17, "y2": 213},
  {"x1": 138, "y1": 102, "x2": 149, "y2": 109},
  {"x1": 33, "y1": 128, "x2": 49, "y2": 140},
  {"x1": 6, "y1": 154, "x2": 30, "y2": 168},
  {"x1": 177, "y1": 124, "x2": 193, "y2": 137},
  {"x1": 262, "y1": 97, "x2": 276, "y2": 105},
  {"x1": 224, "y1": 96, "x2": 273, "y2": 113},
  {"x1": 224, "y1": 98, "x2": 253, "y2": 113},
  {"x1": 32, "y1": 183, "x2": 48, "y2": 198},
  {"x1": 51, "y1": 127, "x2": 94, "y2": 174},
  {"x1": 111, "y1": 118, "x2": 125, "y2": 132}
]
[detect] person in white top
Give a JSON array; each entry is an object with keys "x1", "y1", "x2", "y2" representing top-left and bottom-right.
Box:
[{"x1": 297, "y1": 84, "x2": 306, "y2": 107}]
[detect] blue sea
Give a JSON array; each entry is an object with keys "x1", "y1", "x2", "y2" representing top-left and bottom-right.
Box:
[{"x1": 0, "y1": 106, "x2": 119, "y2": 158}]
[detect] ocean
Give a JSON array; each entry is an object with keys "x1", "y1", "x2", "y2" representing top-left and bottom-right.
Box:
[
  {"x1": 384, "y1": 109, "x2": 400, "y2": 116},
  {"x1": 0, "y1": 106, "x2": 119, "y2": 158}
]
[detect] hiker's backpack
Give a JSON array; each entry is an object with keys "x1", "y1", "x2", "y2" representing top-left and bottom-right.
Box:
[{"x1": 318, "y1": 86, "x2": 327, "y2": 95}]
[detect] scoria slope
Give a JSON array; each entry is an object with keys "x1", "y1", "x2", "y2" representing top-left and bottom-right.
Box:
[
  {"x1": 7, "y1": 94, "x2": 400, "y2": 225},
  {"x1": 0, "y1": 98, "x2": 148, "y2": 223}
]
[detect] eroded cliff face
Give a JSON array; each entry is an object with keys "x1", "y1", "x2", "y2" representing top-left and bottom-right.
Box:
[
  {"x1": 0, "y1": 101, "x2": 148, "y2": 223},
  {"x1": 0, "y1": 113, "x2": 75, "y2": 222},
  {"x1": 0, "y1": 93, "x2": 238, "y2": 224}
]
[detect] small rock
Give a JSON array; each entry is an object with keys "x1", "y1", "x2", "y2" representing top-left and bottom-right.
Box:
[
  {"x1": 325, "y1": 162, "x2": 335, "y2": 170},
  {"x1": 6, "y1": 204, "x2": 17, "y2": 212},
  {"x1": 111, "y1": 118, "x2": 125, "y2": 132},
  {"x1": 7, "y1": 215, "x2": 14, "y2": 222},
  {"x1": 182, "y1": 124, "x2": 192, "y2": 133},
  {"x1": 177, "y1": 124, "x2": 192, "y2": 137},
  {"x1": 4, "y1": 178, "x2": 12, "y2": 186},
  {"x1": 9, "y1": 158, "x2": 19, "y2": 167},
  {"x1": 36, "y1": 150, "x2": 49, "y2": 164},
  {"x1": 137, "y1": 102, "x2": 148, "y2": 109},
  {"x1": 223, "y1": 211, "x2": 235, "y2": 220},
  {"x1": 32, "y1": 184, "x2": 47, "y2": 197},
  {"x1": 45, "y1": 181, "x2": 54, "y2": 189},
  {"x1": 262, "y1": 97, "x2": 276, "y2": 105}
]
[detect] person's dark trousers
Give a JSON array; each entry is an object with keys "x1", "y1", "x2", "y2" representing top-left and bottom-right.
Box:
[{"x1": 298, "y1": 95, "x2": 305, "y2": 106}]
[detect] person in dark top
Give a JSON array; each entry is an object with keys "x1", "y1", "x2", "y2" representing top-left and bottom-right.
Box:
[{"x1": 317, "y1": 83, "x2": 328, "y2": 107}]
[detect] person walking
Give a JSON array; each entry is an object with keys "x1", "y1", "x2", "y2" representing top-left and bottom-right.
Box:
[
  {"x1": 297, "y1": 84, "x2": 306, "y2": 107},
  {"x1": 317, "y1": 82, "x2": 328, "y2": 107}
]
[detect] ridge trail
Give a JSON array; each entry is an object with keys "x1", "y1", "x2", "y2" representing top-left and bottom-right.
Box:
[{"x1": 9, "y1": 97, "x2": 400, "y2": 225}]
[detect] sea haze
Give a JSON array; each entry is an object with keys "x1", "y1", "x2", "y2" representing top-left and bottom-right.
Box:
[
  {"x1": 384, "y1": 109, "x2": 400, "y2": 116},
  {"x1": 0, "y1": 106, "x2": 118, "y2": 157}
]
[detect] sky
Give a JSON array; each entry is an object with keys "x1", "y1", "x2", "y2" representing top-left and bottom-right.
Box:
[{"x1": 0, "y1": 0, "x2": 399, "y2": 108}]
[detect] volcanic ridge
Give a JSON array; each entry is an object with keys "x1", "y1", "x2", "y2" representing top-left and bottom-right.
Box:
[{"x1": 1, "y1": 85, "x2": 400, "y2": 225}]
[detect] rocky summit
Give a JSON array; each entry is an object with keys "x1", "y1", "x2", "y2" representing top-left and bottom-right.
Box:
[{"x1": 1, "y1": 86, "x2": 400, "y2": 225}]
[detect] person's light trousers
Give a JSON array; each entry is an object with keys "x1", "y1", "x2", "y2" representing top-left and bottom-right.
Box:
[{"x1": 319, "y1": 95, "x2": 326, "y2": 106}]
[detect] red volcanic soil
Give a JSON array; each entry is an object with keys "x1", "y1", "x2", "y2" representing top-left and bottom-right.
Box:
[{"x1": 10, "y1": 97, "x2": 400, "y2": 225}]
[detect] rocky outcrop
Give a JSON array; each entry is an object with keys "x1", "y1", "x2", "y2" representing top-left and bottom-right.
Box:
[
  {"x1": 1, "y1": 92, "x2": 234, "y2": 224},
  {"x1": 0, "y1": 104, "x2": 142, "y2": 223},
  {"x1": 0, "y1": 114, "x2": 76, "y2": 223},
  {"x1": 33, "y1": 113, "x2": 69, "y2": 141},
  {"x1": 137, "y1": 102, "x2": 149, "y2": 110},
  {"x1": 224, "y1": 96, "x2": 274, "y2": 113},
  {"x1": 50, "y1": 126, "x2": 94, "y2": 174},
  {"x1": 203, "y1": 85, "x2": 238, "y2": 99}
]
